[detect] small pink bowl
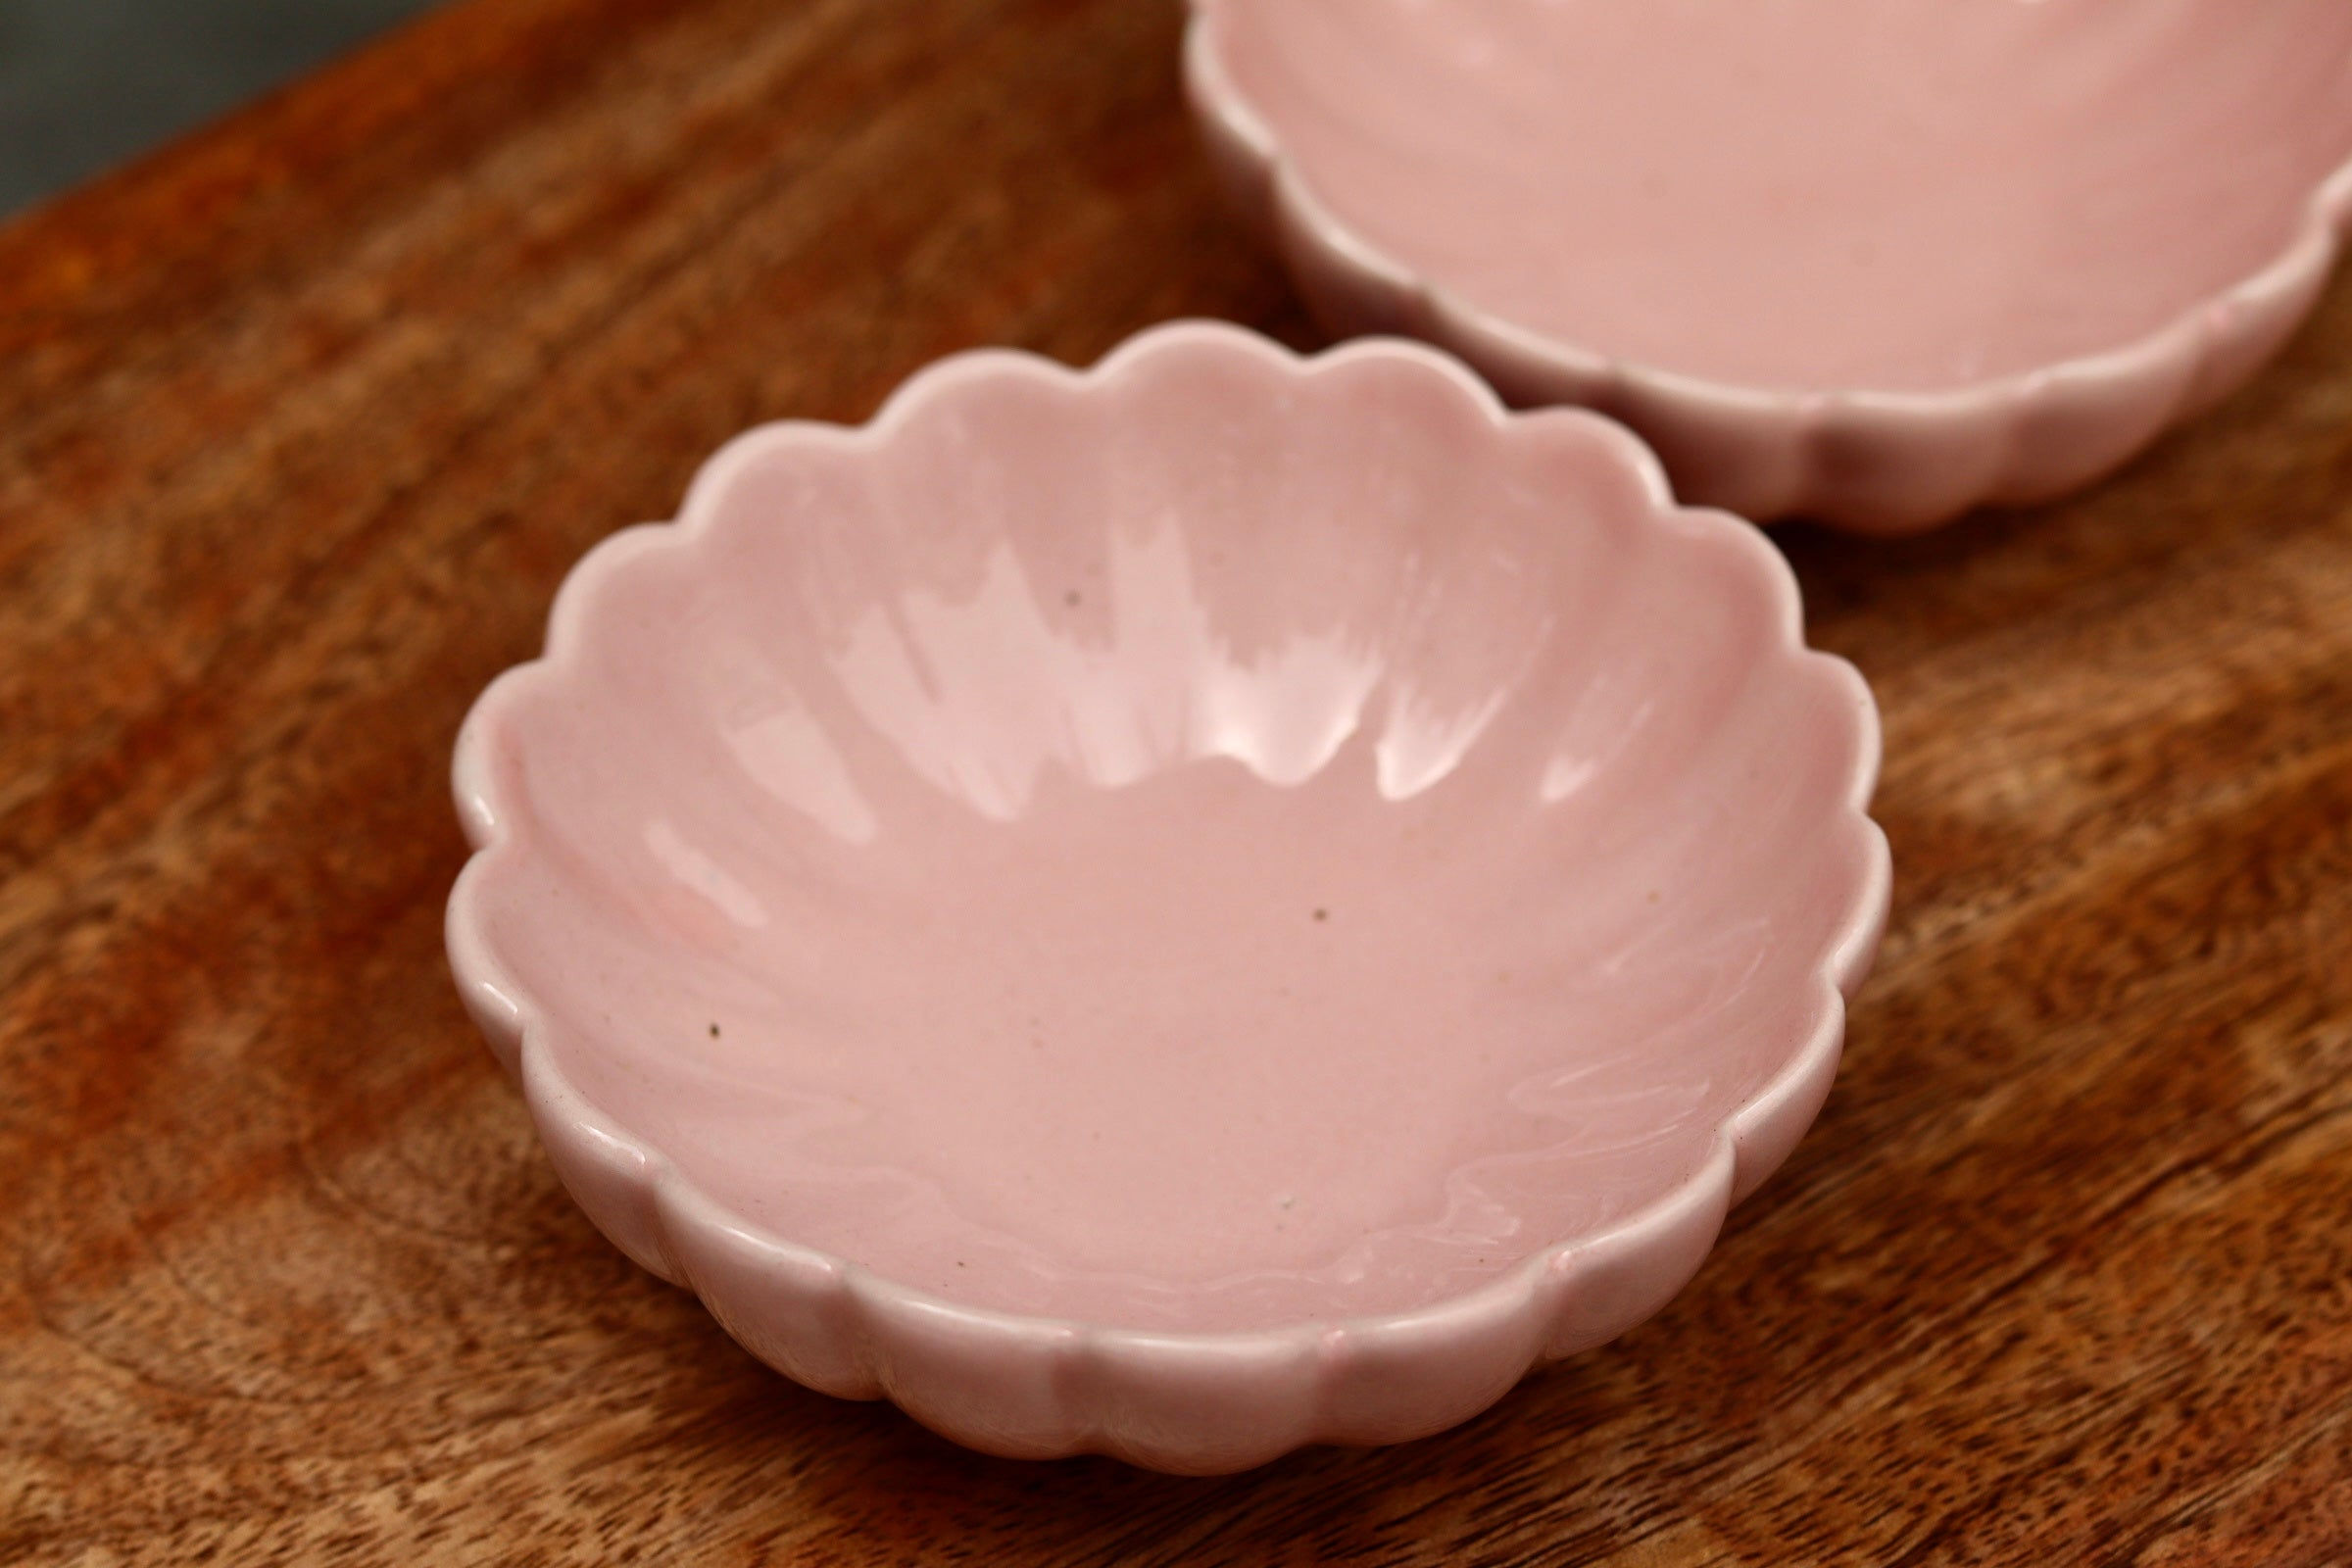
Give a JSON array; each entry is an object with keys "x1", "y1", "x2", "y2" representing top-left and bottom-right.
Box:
[
  {"x1": 1188, "y1": 0, "x2": 2352, "y2": 532},
  {"x1": 446, "y1": 322, "x2": 1889, "y2": 1472}
]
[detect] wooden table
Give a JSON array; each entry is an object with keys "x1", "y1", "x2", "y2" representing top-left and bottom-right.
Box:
[{"x1": 5, "y1": 2, "x2": 2348, "y2": 1561}]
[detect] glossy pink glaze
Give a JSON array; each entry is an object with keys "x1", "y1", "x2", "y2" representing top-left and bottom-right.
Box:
[
  {"x1": 447, "y1": 323, "x2": 1889, "y2": 1469},
  {"x1": 1190, "y1": 0, "x2": 2352, "y2": 530}
]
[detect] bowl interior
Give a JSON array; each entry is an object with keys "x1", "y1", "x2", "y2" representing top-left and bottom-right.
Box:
[
  {"x1": 469, "y1": 348, "x2": 1877, "y2": 1333},
  {"x1": 1206, "y1": 0, "x2": 2352, "y2": 393}
]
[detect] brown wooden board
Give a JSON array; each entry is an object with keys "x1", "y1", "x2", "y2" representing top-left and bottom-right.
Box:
[{"x1": 3, "y1": 2, "x2": 2348, "y2": 1561}]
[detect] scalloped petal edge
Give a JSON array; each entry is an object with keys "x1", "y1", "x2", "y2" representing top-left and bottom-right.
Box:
[
  {"x1": 1183, "y1": 6, "x2": 2352, "y2": 534},
  {"x1": 445, "y1": 321, "x2": 1892, "y2": 1473}
]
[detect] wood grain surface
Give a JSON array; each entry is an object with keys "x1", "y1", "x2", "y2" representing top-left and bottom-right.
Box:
[{"x1": 3, "y1": 1, "x2": 2349, "y2": 1562}]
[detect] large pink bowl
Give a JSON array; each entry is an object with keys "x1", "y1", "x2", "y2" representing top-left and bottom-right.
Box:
[
  {"x1": 1188, "y1": 0, "x2": 2352, "y2": 532},
  {"x1": 446, "y1": 322, "x2": 1889, "y2": 1472}
]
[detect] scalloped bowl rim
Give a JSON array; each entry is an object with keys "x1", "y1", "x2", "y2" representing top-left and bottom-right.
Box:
[{"x1": 445, "y1": 321, "x2": 1891, "y2": 1463}]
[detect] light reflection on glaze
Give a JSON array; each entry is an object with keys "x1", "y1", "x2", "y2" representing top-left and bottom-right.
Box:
[
  {"x1": 723, "y1": 703, "x2": 879, "y2": 846},
  {"x1": 645, "y1": 818, "x2": 770, "y2": 930},
  {"x1": 824, "y1": 522, "x2": 1415, "y2": 819}
]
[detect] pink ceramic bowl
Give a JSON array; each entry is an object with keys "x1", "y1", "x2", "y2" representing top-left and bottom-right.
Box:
[
  {"x1": 446, "y1": 322, "x2": 1889, "y2": 1472},
  {"x1": 1188, "y1": 0, "x2": 2352, "y2": 533}
]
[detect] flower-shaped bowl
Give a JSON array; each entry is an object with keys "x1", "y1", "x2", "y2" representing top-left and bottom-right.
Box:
[
  {"x1": 446, "y1": 321, "x2": 1889, "y2": 1473},
  {"x1": 1187, "y1": 0, "x2": 2352, "y2": 532}
]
